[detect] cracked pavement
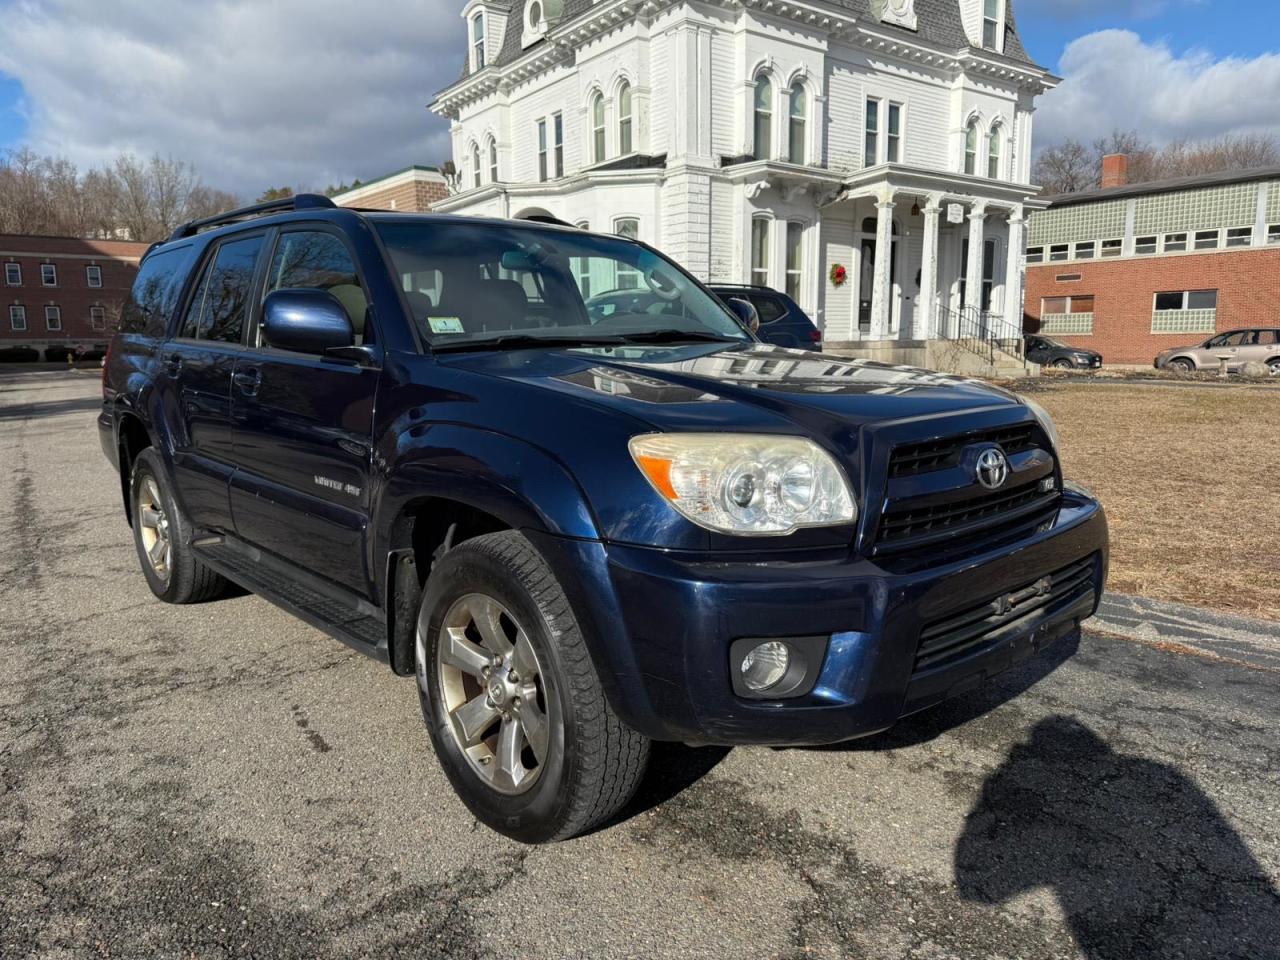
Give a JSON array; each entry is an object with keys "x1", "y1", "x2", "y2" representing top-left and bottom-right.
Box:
[{"x1": 2, "y1": 369, "x2": 1278, "y2": 959}]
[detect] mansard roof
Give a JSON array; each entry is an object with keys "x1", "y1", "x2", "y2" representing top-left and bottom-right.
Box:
[{"x1": 453, "y1": 0, "x2": 1037, "y2": 86}]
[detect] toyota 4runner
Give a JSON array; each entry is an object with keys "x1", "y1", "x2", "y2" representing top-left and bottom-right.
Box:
[{"x1": 99, "y1": 194, "x2": 1109, "y2": 842}]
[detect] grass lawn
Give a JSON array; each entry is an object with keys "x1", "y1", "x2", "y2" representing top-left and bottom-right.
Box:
[{"x1": 1024, "y1": 382, "x2": 1280, "y2": 621}]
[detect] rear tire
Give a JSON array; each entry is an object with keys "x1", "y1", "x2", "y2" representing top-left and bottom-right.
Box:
[
  {"x1": 415, "y1": 530, "x2": 649, "y2": 842},
  {"x1": 129, "y1": 448, "x2": 228, "y2": 604}
]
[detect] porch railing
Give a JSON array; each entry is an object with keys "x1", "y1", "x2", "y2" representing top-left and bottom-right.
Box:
[{"x1": 933, "y1": 302, "x2": 1026, "y2": 367}]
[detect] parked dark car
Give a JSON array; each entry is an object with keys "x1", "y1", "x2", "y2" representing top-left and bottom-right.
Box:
[
  {"x1": 1025, "y1": 335, "x2": 1102, "y2": 370},
  {"x1": 710, "y1": 284, "x2": 822, "y2": 350},
  {"x1": 99, "y1": 195, "x2": 1108, "y2": 843}
]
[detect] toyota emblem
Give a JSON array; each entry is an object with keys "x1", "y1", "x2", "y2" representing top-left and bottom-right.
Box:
[{"x1": 976, "y1": 448, "x2": 1009, "y2": 489}]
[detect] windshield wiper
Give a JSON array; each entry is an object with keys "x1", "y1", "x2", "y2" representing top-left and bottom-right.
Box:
[
  {"x1": 610, "y1": 329, "x2": 741, "y2": 345},
  {"x1": 431, "y1": 334, "x2": 630, "y2": 353}
]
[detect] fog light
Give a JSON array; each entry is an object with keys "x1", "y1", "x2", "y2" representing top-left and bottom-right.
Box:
[{"x1": 740, "y1": 640, "x2": 790, "y2": 692}]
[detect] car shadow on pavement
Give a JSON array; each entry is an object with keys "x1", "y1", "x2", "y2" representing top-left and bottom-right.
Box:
[
  {"x1": 954, "y1": 715, "x2": 1280, "y2": 958},
  {"x1": 0, "y1": 394, "x2": 103, "y2": 420}
]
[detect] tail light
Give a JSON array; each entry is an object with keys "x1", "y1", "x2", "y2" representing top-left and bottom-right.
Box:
[
  {"x1": 809, "y1": 329, "x2": 822, "y2": 343},
  {"x1": 102, "y1": 339, "x2": 113, "y2": 398}
]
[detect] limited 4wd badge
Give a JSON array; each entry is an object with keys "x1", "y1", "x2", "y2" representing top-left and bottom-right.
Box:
[{"x1": 314, "y1": 475, "x2": 361, "y2": 497}]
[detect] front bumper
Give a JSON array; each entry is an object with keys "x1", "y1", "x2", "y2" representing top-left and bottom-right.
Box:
[{"x1": 531, "y1": 492, "x2": 1108, "y2": 746}]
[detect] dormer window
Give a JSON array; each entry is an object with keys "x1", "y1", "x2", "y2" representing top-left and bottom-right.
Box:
[
  {"x1": 471, "y1": 12, "x2": 486, "y2": 70},
  {"x1": 527, "y1": 0, "x2": 543, "y2": 31},
  {"x1": 982, "y1": 0, "x2": 1002, "y2": 50}
]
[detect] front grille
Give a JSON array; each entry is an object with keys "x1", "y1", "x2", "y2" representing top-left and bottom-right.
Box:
[
  {"x1": 913, "y1": 554, "x2": 1097, "y2": 673},
  {"x1": 887, "y1": 424, "x2": 1037, "y2": 479},
  {"x1": 877, "y1": 478, "x2": 1056, "y2": 547}
]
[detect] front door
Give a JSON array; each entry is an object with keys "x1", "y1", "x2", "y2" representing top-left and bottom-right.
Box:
[
  {"x1": 229, "y1": 227, "x2": 380, "y2": 596},
  {"x1": 858, "y1": 226, "x2": 899, "y2": 336},
  {"x1": 163, "y1": 232, "x2": 267, "y2": 533}
]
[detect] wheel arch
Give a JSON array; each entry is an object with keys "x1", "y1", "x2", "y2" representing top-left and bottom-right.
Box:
[{"x1": 116, "y1": 411, "x2": 153, "y2": 525}]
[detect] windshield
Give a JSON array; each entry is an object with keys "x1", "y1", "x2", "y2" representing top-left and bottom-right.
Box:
[{"x1": 374, "y1": 219, "x2": 751, "y2": 350}]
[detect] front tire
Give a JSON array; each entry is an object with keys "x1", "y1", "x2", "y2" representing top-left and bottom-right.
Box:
[
  {"x1": 415, "y1": 531, "x2": 649, "y2": 842},
  {"x1": 1167, "y1": 358, "x2": 1194, "y2": 373},
  {"x1": 129, "y1": 448, "x2": 228, "y2": 604}
]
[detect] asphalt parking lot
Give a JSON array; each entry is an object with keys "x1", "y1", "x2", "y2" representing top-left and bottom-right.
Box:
[{"x1": 2, "y1": 369, "x2": 1278, "y2": 960}]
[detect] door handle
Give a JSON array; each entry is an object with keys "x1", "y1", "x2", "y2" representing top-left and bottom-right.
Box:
[
  {"x1": 233, "y1": 369, "x2": 261, "y2": 396},
  {"x1": 163, "y1": 353, "x2": 183, "y2": 378}
]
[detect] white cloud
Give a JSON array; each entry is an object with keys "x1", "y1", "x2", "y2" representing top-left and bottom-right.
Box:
[
  {"x1": 0, "y1": 0, "x2": 465, "y2": 197},
  {"x1": 1036, "y1": 29, "x2": 1280, "y2": 148}
]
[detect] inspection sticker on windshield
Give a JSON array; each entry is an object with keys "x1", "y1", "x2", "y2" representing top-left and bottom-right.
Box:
[{"x1": 429, "y1": 316, "x2": 464, "y2": 334}]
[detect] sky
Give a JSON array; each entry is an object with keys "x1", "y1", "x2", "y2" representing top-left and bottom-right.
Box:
[{"x1": 0, "y1": 0, "x2": 1277, "y2": 198}]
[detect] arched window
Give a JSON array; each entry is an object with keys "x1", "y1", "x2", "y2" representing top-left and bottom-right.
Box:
[
  {"x1": 471, "y1": 13, "x2": 485, "y2": 69},
  {"x1": 751, "y1": 217, "x2": 770, "y2": 285},
  {"x1": 788, "y1": 82, "x2": 806, "y2": 164},
  {"x1": 618, "y1": 81, "x2": 633, "y2": 155},
  {"x1": 488, "y1": 137, "x2": 499, "y2": 183},
  {"x1": 964, "y1": 119, "x2": 979, "y2": 175},
  {"x1": 987, "y1": 123, "x2": 1002, "y2": 179},
  {"x1": 591, "y1": 92, "x2": 606, "y2": 163},
  {"x1": 753, "y1": 76, "x2": 772, "y2": 160},
  {"x1": 471, "y1": 142, "x2": 481, "y2": 187}
]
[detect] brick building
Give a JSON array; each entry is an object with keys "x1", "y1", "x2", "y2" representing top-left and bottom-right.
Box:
[
  {"x1": 329, "y1": 165, "x2": 451, "y2": 212},
  {"x1": 1024, "y1": 159, "x2": 1280, "y2": 364},
  {"x1": 2, "y1": 234, "x2": 148, "y2": 359}
]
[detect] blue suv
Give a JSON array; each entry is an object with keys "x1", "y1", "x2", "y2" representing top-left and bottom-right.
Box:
[{"x1": 99, "y1": 195, "x2": 1108, "y2": 842}]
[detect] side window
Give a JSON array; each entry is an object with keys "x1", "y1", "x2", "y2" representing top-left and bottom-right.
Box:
[
  {"x1": 264, "y1": 231, "x2": 368, "y2": 346},
  {"x1": 119, "y1": 245, "x2": 195, "y2": 337},
  {"x1": 181, "y1": 235, "x2": 263, "y2": 343},
  {"x1": 749, "y1": 295, "x2": 787, "y2": 324},
  {"x1": 1260, "y1": 330, "x2": 1280, "y2": 346}
]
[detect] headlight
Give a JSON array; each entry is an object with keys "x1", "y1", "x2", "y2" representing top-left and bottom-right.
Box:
[
  {"x1": 628, "y1": 433, "x2": 856, "y2": 535},
  {"x1": 1021, "y1": 396, "x2": 1060, "y2": 451}
]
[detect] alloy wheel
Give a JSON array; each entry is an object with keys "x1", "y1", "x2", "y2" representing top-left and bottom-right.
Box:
[
  {"x1": 136, "y1": 477, "x2": 172, "y2": 583},
  {"x1": 430, "y1": 593, "x2": 553, "y2": 795}
]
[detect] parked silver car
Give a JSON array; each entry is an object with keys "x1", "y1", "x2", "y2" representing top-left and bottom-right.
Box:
[{"x1": 1155, "y1": 328, "x2": 1280, "y2": 375}]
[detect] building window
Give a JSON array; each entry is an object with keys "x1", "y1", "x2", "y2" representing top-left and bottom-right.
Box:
[
  {"x1": 863, "y1": 98, "x2": 879, "y2": 167},
  {"x1": 86, "y1": 264, "x2": 102, "y2": 287},
  {"x1": 1268, "y1": 224, "x2": 1280, "y2": 245},
  {"x1": 471, "y1": 13, "x2": 485, "y2": 70},
  {"x1": 1049, "y1": 244, "x2": 1069, "y2": 262},
  {"x1": 1225, "y1": 227, "x2": 1252, "y2": 248},
  {"x1": 1152, "y1": 290, "x2": 1218, "y2": 332},
  {"x1": 591, "y1": 92, "x2": 605, "y2": 163},
  {"x1": 613, "y1": 218, "x2": 641, "y2": 289},
  {"x1": 3, "y1": 262, "x2": 19, "y2": 286},
  {"x1": 751, "y1": 218, "x2": 770, "y2": 286},
  {"x1": 982, "y1": 0, "x2": 1001, "y2": 49},
  {"x1": 1163, "y1": 232, "x2": 1188, "y2": 253},
  {"x1": 9, "y1": 304, "x2": 26, "y2": 331},
  {"x1": 45, "y1": 305, "x2": 61, "y2": 331},
  {"x1": 1134, "y1": 236, "x2": 1157, "y2": 255},
  {"x1": 788, "y1": 83, "x2": 806, "y2": 164},
  {"x1": 1194, "y1": 229, "x2": 1219, "y2": 250},
  {"x1": 1074, "y1": 241, "x2": 1095, "y2": 259},
  {"x1": 41, "y1": 263, "x2": 57, "y2": 286},
  {"x1": 1100, "y1": 239, "x2": 1122, "y2": 258},
  {"x1": 618, "y1": 81, "x2": 633, "y2": 155},
  {"x1": 1025, "y1": 246, "x2": 1044, "y2": 264},
  {"x1": 537, "y1": 119, "x2": 548, "y2": 182},
  {"x1": 1040, "y1": 295, "x2": 1095, "y2": 335},
  {"x1": 987, "y1": 123, "x2": 1001, "y2": 179},
  {"x1": 963, "y1": 119, "x2": 978, "y2": 175},
  {"x1": 552, "y1": 112, "x2": 564, "y2": 177},
  {"x1": 754, "y1": 76, "x2": 773, "y2": 160},
  {"x1": 785, "y1": 222, "x2": 803, "y2": 301},
  {"x1": 471, "y1": 15, "x2": 486, "y2": 70},
  {"x1": 471, "y1": 142, "x2": 482, "y2": 188},
  {"x1": 90, "y1": 305, "x2": 106, "y2": 331},
  {"x1": 886, "y1": 102, "x2": 902, "y2": 163},
  {"x1": 488, "y1": 137, "x2": 499, "y2": 182}
]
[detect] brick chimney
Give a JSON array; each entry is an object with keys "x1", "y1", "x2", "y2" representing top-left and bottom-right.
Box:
[{"x1": 1101, "y1": 153, "x2": 1129, "y2": 190}]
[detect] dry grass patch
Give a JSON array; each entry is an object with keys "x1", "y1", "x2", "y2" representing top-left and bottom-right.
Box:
[{"x1": 1026, "y1": 383, "x2": 1280, "y2": 621}]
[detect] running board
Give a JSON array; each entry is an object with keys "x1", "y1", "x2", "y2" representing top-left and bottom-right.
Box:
[{"x1": 194, "y1": 537, "x2": 389, "y2": 663}]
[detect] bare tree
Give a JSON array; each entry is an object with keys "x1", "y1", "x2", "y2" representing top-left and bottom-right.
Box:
[{"x1": 1033, "y1": 139, "x2": 1095, "y2": 194}]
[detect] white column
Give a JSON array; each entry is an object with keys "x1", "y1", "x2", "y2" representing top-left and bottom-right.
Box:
[
  {"x1": 869, "y1": 192, "x2": 895, "y2": 340},
  {"x1": 917, "y1": 195, "x2": 943, "y2": 339},
  {"x1": 1003, "y1": 205, "x2": 1025, "y2": 334},
  {"x1": 964, "y1": 201, "x2": 987, "y2": 316}
]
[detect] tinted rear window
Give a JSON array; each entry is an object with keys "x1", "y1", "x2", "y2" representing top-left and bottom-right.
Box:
[{"x1": 118, "y1": 245, "x2": 196, "y2": 337}]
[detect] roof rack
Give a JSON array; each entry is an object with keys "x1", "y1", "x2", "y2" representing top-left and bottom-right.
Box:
[{"x1": 167, "y1": 193, "x2": 337, "y2": 242}]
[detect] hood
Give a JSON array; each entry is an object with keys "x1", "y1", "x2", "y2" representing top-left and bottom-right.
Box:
[{"x1": 440, "y1": 341, "x2": 1023, "y2": 433}]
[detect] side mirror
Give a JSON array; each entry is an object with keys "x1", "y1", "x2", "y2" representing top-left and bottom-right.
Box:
[
  {"x1": 726, "y1": 297, "x2": 760, "y2": 335},
  {"x1": 262, "y1": 288, "x2": 354, "y2": 354}
]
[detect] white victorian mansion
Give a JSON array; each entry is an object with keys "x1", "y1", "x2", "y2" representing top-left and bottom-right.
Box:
[{"x1": 430, "y1": 0, "x2": 1054, "y2": 362}]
